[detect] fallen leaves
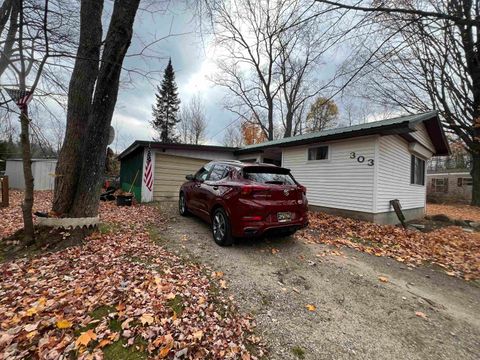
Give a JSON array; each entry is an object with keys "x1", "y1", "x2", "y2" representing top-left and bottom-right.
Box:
[
  {"x1": 427, "y1": 204, "x2": 480, "y2": 222},
  {"x1": 139, "y1": 313, "x2": 154, "y2": 326},
  {"x1": 76, "y1": 329, "x2": 97, "y2": 347},
  {"x1": 0, "y1": 192, "x2": 262, "y2": 359},
  {"x1": 296, "y1": 212, "x2": 480, "y2": 280},
  {"x1": 415, "y1": 311, "x2": 428, "y2": 319},
  {"x1": 378, "y1": 276, "x2": 389, "y2": 283},
  {"x1": 305, "y1": 304, "x2": 316, "y2": 312},
  {"x1": 56, "y1": 319, "x2": 72, "y2": 329}
]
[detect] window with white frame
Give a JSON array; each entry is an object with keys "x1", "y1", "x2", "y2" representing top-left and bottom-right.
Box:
[
  {"x1": 410, "y1": 155, "x2": 425, "y2": 185},
  {"x1": 308, "y1": 146, "x2": 329, "y2": 161}
]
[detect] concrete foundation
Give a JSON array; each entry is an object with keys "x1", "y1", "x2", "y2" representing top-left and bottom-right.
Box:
[{"x1": 308, "y1": 205, "x2": 425, "y2": 225}]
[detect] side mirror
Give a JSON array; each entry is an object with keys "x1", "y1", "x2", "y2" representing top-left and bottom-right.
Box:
[{"x1": 186, "y1": 174, "x2": 194, "y2": 181}]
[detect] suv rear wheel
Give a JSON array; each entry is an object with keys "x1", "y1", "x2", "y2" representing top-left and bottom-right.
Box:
[{"x1": 212, "y1": 208, "x2": 233, "y2": 246}]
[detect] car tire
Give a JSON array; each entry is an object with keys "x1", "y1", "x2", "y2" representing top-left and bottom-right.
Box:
[
  {"x1": 211, "y1": 208, "x2": 233, "y2": 246},
  {"x1": 179, "y1": 192, "x2": 190, "y2": 216}
]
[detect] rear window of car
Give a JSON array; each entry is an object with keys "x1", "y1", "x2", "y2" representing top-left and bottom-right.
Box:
[{"x1": 243, "y1": 167, "x2": 296, "y2": 185}]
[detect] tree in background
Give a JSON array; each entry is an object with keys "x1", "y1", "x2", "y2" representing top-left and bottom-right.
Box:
[
  {"x1": 305, "y1": 97, "x2": 338, "y2": 132},
  {"x1": 178, "y1": 95, "x2": 207, "y2": 145},
  {"x1": 315, "y1": 0, "x2": 480, "y2": 206},
  {"x1": 209, "y1": 0, "x2": 342, "y2": 140},
  {"x1": 223, "y1": 125, "x2": 243, "y2": 148},
  {"x1": 152, "y1": 59, "x2": 181, "y2": 143},
  {"x1": 242, "y1": 120, "x2": 267, "y2": 145}
]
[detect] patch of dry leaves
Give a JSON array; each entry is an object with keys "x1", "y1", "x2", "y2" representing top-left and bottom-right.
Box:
[
  {"x1": 427, "y1": 203, "x2": 480, "y2": 222},
  {"x1": 0, "y1": 191, "x2": 53, "y2": 239},
  {"x1": 296, "y1": 212, "x2": 480, "y2": 280},
  {"x1": 0, "y1": 193, "x2": 262, "y2": 359}
]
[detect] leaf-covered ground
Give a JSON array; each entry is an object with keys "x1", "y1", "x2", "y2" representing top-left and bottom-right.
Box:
[
  {"x1": 0, "y1": 192, "x2": 262, "y2": 359},
  {"x1": 296, "y1": 212, "x2": 480, "y2": 280},
  {"x1": 427, "y1": 203, "x2": 480, "y2": 222}
]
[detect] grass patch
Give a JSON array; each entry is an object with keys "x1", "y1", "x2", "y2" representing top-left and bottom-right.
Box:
[
  {"x1": 103, "y1": 339, "x2": 147, "y2": 360},
  {"x1": 147, "y1": 225, "x2": 168, "y2": 245},
  {"x1": 291, "y1": 346, "x2": 305, "y2": 359},
  {"x1": 91, "y1": 305, "x2": 116, "y2": 319},
  {"x1": 97, "y1": 222, "x2": 120, "y2": 235},
  {"x1": 167, "y1": 295, "x2": 184, "y2": 316}
]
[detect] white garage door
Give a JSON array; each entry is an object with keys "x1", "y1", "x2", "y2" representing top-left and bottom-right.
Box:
[{"x1": 154, "y1": 153, "x2": 209, "y2": 201}]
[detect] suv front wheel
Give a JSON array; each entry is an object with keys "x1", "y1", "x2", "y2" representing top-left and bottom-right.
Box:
[
  {"x1": 179, "y1": 192, "x2": 189, "y2": 216},
  {"x1": 212, "y1": 208, "x2": 233, "y2": 246}
]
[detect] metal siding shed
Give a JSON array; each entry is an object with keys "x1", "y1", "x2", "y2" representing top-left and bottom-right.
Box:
[{"x1": 5, "y1": 159, "x2": 57, "y2": 190}]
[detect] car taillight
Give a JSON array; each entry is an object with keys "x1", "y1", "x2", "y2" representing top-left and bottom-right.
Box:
[
  {"x1": 299, "y1": 185, "x2": 306, "y2": 195},
  {"x1": 240, "y1": 185, "x2": 269, "y2": 197}
]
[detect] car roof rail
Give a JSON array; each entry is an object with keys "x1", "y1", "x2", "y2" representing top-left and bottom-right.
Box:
[{"x1": 218, "y1": 159, "x2": 243, "y2": 164}]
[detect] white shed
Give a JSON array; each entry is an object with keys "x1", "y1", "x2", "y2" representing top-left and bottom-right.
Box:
[{"x1": 5, "y1": 159, "x2": 57, "y2": 190}]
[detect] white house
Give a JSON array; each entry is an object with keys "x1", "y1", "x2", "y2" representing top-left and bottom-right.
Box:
[
  {"x1": 119, "y1": 111, "x2": 449, "y2": 224},
  {"x1": 5, "y1": 159, "x2": 57, "y2": 191}
]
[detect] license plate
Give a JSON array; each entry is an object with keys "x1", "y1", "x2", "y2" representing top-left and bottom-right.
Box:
[{"x1": 277, "y1": 212, "x2": 291, "y2": 222}]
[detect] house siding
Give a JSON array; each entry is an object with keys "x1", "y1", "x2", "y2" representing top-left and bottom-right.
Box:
[
  {"x1": 411, "y1": 123, "x2": 435, "y2": 152},
  {"x1": 282, "y1": 136, "x2": 376, "y2": 213},
  {"x1": 160, "y1": 148, "x2": 235, "y2": 161},
  {"x1": 376, "y1": 135, "x2": 426, "y2": 213}
]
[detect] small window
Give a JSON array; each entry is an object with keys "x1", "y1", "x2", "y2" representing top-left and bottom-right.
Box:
[
  {"x1": 411, "y1": 155, "x2": 425, "y2": 185},
  {"x1": 458, "y1": 177, "x2": 473, "y2": 187},
  {"x1": 209, "y1": 164, "x2": 228, "y2": 181},
  {"x1": 308, "y1": 146, "x2": 328, "y2": 161},
  {"x1": 195, "y1": 164, "x2": 212, "y2": 182},
  {"x1": 432, "y1": 178, "x2": 448, "y2": 193}
]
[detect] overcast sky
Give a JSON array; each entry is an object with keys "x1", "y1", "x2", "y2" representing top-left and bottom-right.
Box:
[
  {"x1": 106, "y1": 2, "x2": 395, "y2": 153},
  {"x1": 110, "y1": 2, "x2": 238, "y2": 152}
]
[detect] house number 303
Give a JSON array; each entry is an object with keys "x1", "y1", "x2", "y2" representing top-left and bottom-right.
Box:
[{"x1": 350, "y1": 152, "x2": 374, "y2": 166}]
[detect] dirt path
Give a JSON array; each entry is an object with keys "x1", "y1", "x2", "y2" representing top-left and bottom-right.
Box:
[{"x1": 157, "y1": 204, "x2": 480, "y2": 360}]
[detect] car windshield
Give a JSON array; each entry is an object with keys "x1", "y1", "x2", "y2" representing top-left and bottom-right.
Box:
[{"x1": 243, "y1": 168, "x2": 296, "y2": 185}]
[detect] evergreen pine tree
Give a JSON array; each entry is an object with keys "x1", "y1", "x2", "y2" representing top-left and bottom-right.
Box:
[{"x1": 151, "y1": 59, "x2": 181, "y2": 143}]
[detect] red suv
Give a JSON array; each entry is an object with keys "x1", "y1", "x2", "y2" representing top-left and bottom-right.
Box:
[{"x1": 179, "y1": 160, "x2": 308, "y2": 246}]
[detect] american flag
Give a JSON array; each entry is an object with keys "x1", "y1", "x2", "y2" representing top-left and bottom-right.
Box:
[
  {"x1": 144, "y1": 147, "x2": 153, "y2": 192},
  {"x1": 4, "y1": 88, "x2": 33, "y2": 110}
]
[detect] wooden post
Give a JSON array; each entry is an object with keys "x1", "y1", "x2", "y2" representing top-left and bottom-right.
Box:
[{"x1": 1, "y1": 176, "x2": 8, "y2": 208}]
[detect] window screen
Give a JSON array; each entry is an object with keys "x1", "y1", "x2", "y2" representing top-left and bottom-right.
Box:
[
  {"x1": 411, "y1": 155, "x2": 425, "y2": 185},
  {"x1": 308, "y1": 146, "x2": 328, "y2": 160}
]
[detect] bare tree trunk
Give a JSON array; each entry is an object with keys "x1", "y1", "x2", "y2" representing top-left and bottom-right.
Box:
[
  {"x1": 19, "y1": 107, "x2": 34, "y2": 242},
  {"x1": 52, "y1": 0, "x2": 103, "y2": 215},
  {"x1": 67, "y1": 0, "x2": 140, "y2": 217}
]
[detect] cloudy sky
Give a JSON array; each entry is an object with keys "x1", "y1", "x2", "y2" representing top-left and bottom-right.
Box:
[
  {"x1": 111, "y1": 2, "x2": 237, "y2": 152},
  {"x1": 106, "y1": 1, "x2": 395, "y2": 153}
]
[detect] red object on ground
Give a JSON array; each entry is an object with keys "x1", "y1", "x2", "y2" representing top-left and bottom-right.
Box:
[{"x1": 179, "y1": 161, "x2": 309, "y2": 245}]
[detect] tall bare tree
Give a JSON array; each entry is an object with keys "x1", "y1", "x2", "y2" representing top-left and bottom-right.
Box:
[
  {"x1": 315, "y1": 0, "x2": 480, "y2": 206},
  {"x1": 178, "y1": 95, "x2": 207, "y2": 144}
]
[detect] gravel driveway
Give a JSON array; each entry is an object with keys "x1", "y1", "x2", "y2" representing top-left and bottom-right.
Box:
[{"x1": 156, "y1": 204, "x2": 480, "y2": 360}]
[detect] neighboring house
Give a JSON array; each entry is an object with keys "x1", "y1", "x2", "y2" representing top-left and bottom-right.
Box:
[
  {"x1": 427, "y1": 171, "x2": 472, "y2": 203},
  {"x1": 5, "y1": 159, "x2": 57, "y2": 190},
  {"x1": 119, "y1": 111, "x2": 449, "y2": 224}
]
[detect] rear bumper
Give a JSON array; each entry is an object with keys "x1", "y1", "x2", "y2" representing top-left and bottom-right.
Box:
[{"x1": 234, "y1": 218, "x2": 309, "y2": 238}]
